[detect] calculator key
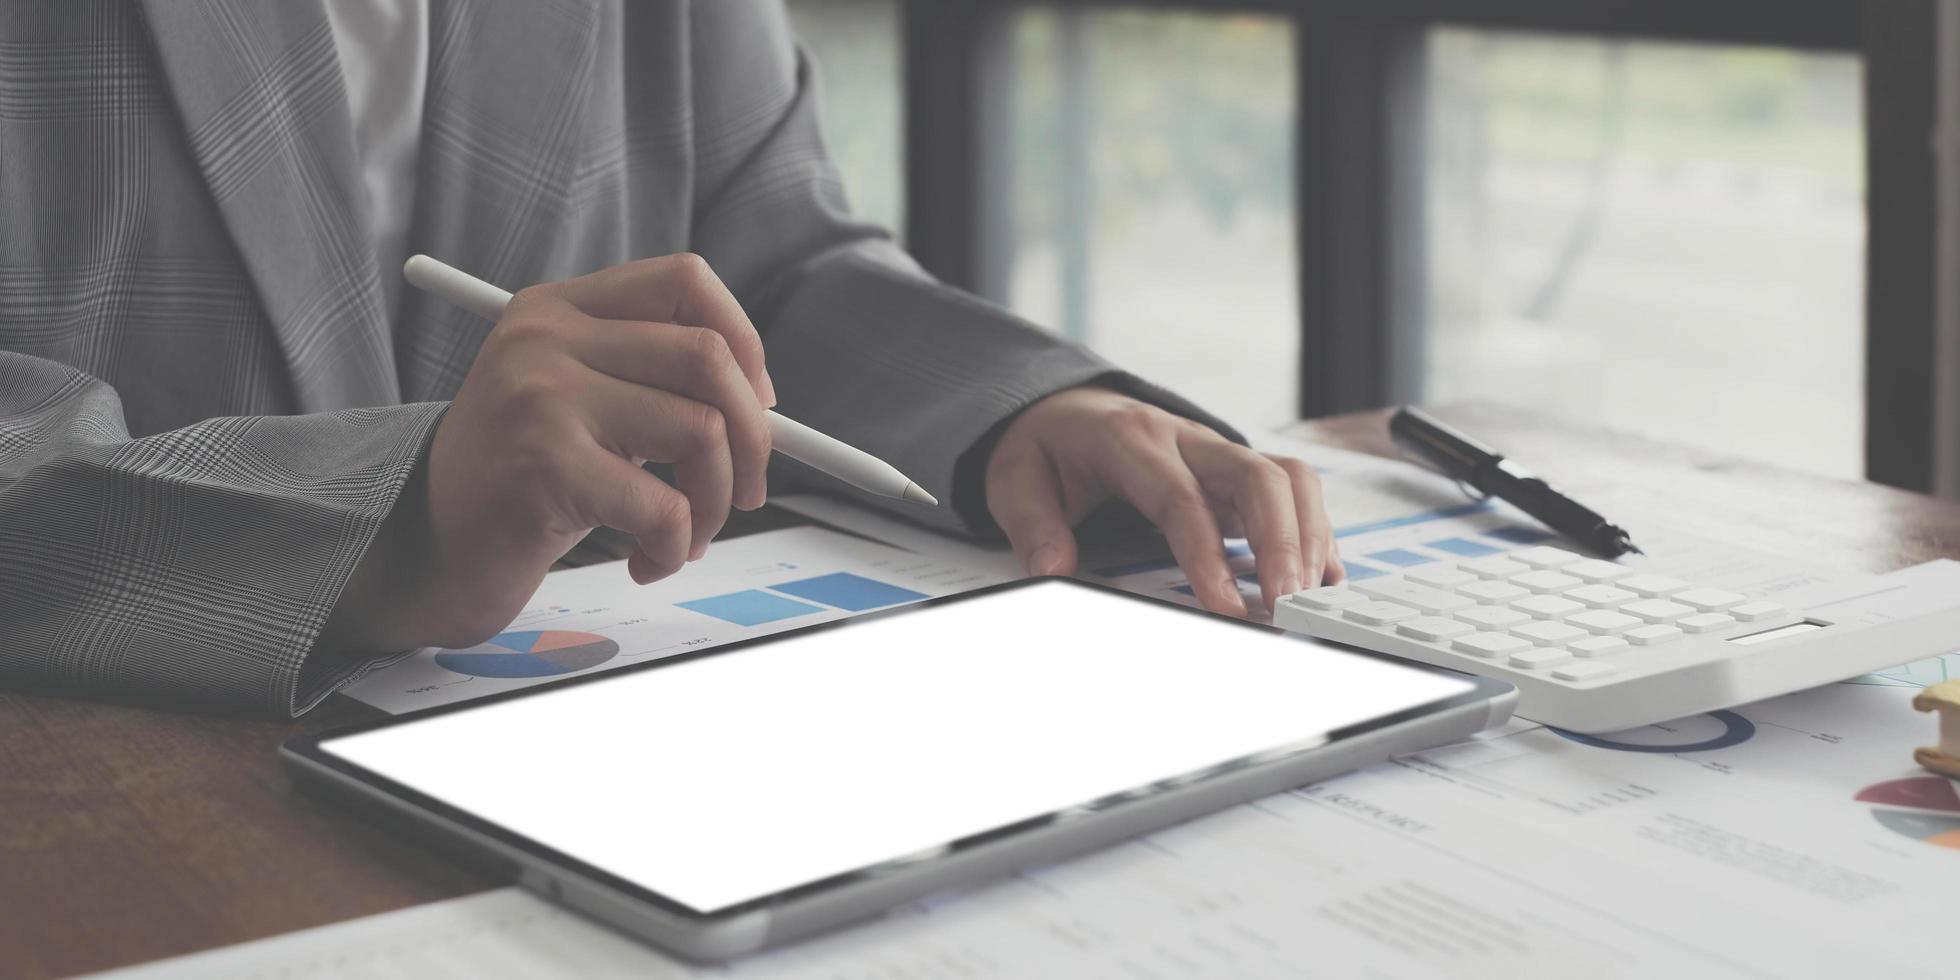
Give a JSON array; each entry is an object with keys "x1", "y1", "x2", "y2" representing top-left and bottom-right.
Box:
[
  {"x1": 1345, "y1": 601, "x2": 1418, "y2": 626},
  {"x1": 1461, "y1": 556, "x2": 1530, "y2": 579},
  {"x1": 1565, "y1": 610, "x2": 1642, "y2": 635},
  {"x1": 1512, "y1": 570, "x2": 1582, "y2": 594},
  {"x1": 1512, "y1": 620, "x2": 1588, "y2": 646},
  {"x1": 1617, "y1": 573, "x2": 1688, "y2": 597},
  {"x1": 1295, "y1": 587, "x2": 1365, "y2": 611},
  {"x1": 1351, "y1": 578, "x2": 1473, "y2": 614},
  {"x1": 1562, "y1": 558, "x2": 1633, "y2": 583},
  {"x1": 1405, "y1": 565, "x2": 1478, "y2": 589},
  {"x1": 1626, "y1": 624, "x2": 1683, "y2": 646},
  {"x1": 1397, "y1": 616, "x2": 1476, "y2": 642},
  {"x1": 1456, "y1": 605, "x2": 1531, "y2": 630},
  {"x1": 1730, "y1": 600, "x2": 1784, "y2": 622},
  {"x1": 1511, "y1": 546, "x2": 1582, "y2": 568},
  {"x1": 1511, "y1": 594, "x2": 1585, "y2": 619},
  {"x1": 1554, "y1": 661, "x2": 1618, "y2": 681},
  {"x1": 1452, "y1": 632, "x2": 1532, "y2": 658},
  {"x1": 1564, "y1": 585, "x2": 1637, "y2": 608},
  {"x1": 1622, "y1": 599, "x2": 1693, "y2": 623},
  {"x1": 1567, "y1": 635, "x2": 1628, "y2": 657},
  {"x1": 1458, "y1": 580, "x2": 1529, "y2": 603},
  {"x1": 1678, "y1": 612, "x2": 1736, "y2": 634},
  {"x1": 1509, "y1": 647, "x2": 1573, "y2": 669},
  {"x1": 1351, "y1": 578, "x2": 1408, "y2": 600},
  {"x1": 1673, "y1": 588, "x2": 1746, "y2": 612}
]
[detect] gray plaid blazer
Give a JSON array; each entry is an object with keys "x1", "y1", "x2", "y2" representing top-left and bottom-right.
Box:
[{"x1": 0, "y1": 1, "x2": 1220, "y2": 716}]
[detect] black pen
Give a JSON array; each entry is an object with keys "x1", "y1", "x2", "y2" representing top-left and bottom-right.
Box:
[{"x1": 1388, "y1": 407, "x2": 1644, "y2": 558}]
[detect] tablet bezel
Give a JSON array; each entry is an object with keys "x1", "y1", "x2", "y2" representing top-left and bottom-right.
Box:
[{"x1": 286, "y1": 576, "x2": 1508, "y2": 923}]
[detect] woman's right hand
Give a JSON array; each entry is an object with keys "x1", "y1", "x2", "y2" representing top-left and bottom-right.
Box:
[{"x1": 321, "y1": 253, "x2": 777, "y2": 654}]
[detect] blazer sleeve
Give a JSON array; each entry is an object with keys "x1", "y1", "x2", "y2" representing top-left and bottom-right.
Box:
[
  {"x1": 685, "y1": 0, "x2": 1242, "y2": 537},
  {"x1": 0, "y1": 353, "x2": 445, "y2": 717}
]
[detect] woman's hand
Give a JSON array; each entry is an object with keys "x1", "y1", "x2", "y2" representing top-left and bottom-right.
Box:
[{"x1": 986, "y1": 387, "x2": 1342, "y2": 616}]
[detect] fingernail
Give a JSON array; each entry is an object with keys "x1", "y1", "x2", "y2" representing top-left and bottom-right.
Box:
[
  {"x1": 1275, "y1": 575, "x2": 1301, "y2": 600},
  {"x1": 689, "y1": 542, "x2": 708, "y2": 562},
  {"x1": 1029, "y1": 543, "x2": 1064, "y2": 576}
]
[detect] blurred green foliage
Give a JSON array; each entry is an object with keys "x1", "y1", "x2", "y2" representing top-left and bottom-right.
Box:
[
  {"x1": 1441, "y1": 29, "x2": 1862, "y2": 183},
  {"x1": 1013, "y1": 9, "x2": 1293, "y2": 237},
  {"x1": 776, "y1": 3, "x2": 1862, "y2": 268}
]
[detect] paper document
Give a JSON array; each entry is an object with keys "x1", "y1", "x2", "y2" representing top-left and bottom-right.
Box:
[
  {"x1": 777, "y1": 439, "x2": 1493, "y2": 618},
  {"x1": 1080, "y1": 438, "x2": 1857, "y2": 622},
  {"x1": 354, "y1": 432, "x2": 1865, "y2": 717},
  {"x1": 341, "y1": 526, "x2": 1007, "y2": 714},
  {"x1": 770, "y1": 493, "x2": 1026, "y2": 581},
  {"x1": 110, "y1": 654, "x2": 1960, "y2": 978}
]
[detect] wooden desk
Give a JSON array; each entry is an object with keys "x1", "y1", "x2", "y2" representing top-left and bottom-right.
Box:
[{"x1": 6, "y1": 403, "x2": 1958, "y2": 977}]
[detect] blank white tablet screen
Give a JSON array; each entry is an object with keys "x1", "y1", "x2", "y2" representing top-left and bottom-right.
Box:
[{"x1": 322, "y1": 580, "x2": 1472, "y2": 914}]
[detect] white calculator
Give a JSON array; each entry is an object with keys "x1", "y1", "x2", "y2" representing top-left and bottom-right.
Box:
[{"x1": 1274, "y1": 540, "x2": 1960, "y2": 732}]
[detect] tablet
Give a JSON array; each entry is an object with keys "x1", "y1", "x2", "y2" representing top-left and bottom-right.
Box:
[{"x1": 285, "y1": 577, "x2": 1514, "y2": 961}]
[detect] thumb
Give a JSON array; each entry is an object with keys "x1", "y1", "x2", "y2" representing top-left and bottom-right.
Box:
[{"x1": 987, "y1": 450, "x2": 1079, "y2": 576}]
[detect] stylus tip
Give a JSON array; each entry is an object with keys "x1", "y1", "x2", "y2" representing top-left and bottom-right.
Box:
[{"x1": 902, "y1": 482, "x2": 939, "y2": 507}]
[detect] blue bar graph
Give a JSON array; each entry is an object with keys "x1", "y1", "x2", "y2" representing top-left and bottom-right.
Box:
[
  {"x1": 1426, "y1": 536, "x2": 1502, "y2": 557},
  {"x1": 1334, "y1": 500, "x2": 1490, "y2": 539},
  {"x1": 679, "y1": 590, "x2": 825, "y2": 627},
  {"x1": 1365, "y1": 548, "x2": 1433, "y2": 567},
  {"x1": 771, "y1": 572, "x2": 928, "y2": 612},
  {"x1": 1341, "y1": 562, "x2": 1388, "y2": 581}
]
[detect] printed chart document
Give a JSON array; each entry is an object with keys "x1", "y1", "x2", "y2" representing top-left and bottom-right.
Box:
[
  {"x1": 349, "y1": 436, "x2": 1465, "y2": 714},
  {"x1": 779, "y1": 436, "x2": 1859, "y2": 630},
  {"x1": 340, "y1": 526, "x2": 1008, "y2": 714},
  {"x1": 347, "y1": 429, "x2": 1870, "y2": 717},
  {"x1": 345, "y1": 439, "x2": 1424, "y2": 715},
  {"x1": 777, "y1": 438, "x2": 1494, "y2": 618},
  {"x1": 112, "y1": 654, "x2": 1960, "y2": 978}
]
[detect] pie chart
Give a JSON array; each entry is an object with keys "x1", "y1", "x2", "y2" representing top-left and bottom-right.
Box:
[
  {"x1": 1856, "y1": 776, "x2": 1960, "y2": 850},
  {"x1": 434, "y1": 630, "x2": 619, "y2": 679},
  {"x1": 1552, "y1": 710, "x2": 1756, "y2": 753}
]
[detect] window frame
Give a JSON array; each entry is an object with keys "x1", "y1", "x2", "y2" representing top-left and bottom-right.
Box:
[{"x1": 900, "y1": 0, "x2": 1931, "y2": 488}]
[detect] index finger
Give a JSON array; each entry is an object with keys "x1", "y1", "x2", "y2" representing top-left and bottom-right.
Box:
[
  {"x1": 550, "y1": 254, "x2": 776, "y2": 406},
  {"x1": 1099, "y1": 443, "x2": 1247, "y2": 617},
  {"x1": 1181, "y1": 438, "x2": 1302, "y2": 611},
  {"x1": 1271, "y1": 455, "x2": 1341, "y2": 586}
]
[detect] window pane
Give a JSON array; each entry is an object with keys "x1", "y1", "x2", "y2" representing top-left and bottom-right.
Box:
[
  {"x1": 1007, "y1": 9, "x2": 1298, "y2": 427},
  {"x1": 1424, "y1": 29, "x2": 1865, "y2": 478},
  {"x1": 785, "y1": 0, "x2": 905, "y2": 236}
]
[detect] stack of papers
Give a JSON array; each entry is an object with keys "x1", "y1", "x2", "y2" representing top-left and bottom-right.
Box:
[{"x1": 131, "y1": 438, "x2": 1959, "y2": 978}]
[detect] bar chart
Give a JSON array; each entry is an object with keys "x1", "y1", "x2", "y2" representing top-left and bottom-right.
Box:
[{"x1": 343, "y1": 527, "x2": 1006, "y2": 714}]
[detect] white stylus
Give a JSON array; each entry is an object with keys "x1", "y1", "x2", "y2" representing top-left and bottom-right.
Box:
[{"x1": 404, "y1": 254, "x2": 939, "y2": 506}]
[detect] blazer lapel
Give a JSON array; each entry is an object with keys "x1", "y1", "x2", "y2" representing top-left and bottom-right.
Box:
[{"x1": 138, "y1": 0, "x2": 399, "y2": 411}]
